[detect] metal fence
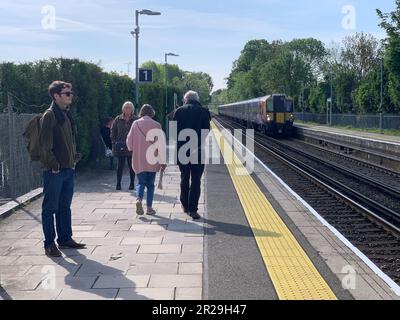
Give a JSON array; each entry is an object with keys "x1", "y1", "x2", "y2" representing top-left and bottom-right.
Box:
[
  {"x1": 294, "y1": 112, "x2": 400, "y2": 131},
  {"x1": 0, "y1": 99, "x2": 42, "y2": 203}
]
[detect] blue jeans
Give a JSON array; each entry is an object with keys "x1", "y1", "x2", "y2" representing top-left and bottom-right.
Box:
[
  {"x1": 42, "y1": 169, "x2": 74, "y2": 248},
  {"x1": 136, "y1": 172, "x2": 156, "y2": 208}
]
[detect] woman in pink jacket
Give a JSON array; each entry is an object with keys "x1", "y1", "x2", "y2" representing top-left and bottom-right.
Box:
[{"x1": 126, "y1": 104, "x2": 166, "y2": 215}]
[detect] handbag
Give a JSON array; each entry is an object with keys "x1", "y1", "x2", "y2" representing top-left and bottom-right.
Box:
[
  {"x1": 100, "y1": 135, "x2": 113, "y2": 157},
  {"x1": 115, "y1": 141, "x2": 128, "y2": 152},
  {"x1": 105, "y1": 148, "x2": 113, "y2": 157}
]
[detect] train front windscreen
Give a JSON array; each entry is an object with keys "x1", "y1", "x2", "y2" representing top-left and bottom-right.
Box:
[
  {"x1": 284, "y1": 100, "x2": 293, "y2": 112},
  {"x1": 273, "y1": 95, "x2": 285, "y2": 112}
]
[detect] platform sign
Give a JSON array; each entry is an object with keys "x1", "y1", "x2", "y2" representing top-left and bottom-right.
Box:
[{"x1": 139, "y1": 68, "x2": 153, "y2": 83}]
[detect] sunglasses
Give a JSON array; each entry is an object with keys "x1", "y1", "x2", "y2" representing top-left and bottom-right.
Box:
[{"x1": 60, "y1": 91, "x2": 74, "y2": 97}]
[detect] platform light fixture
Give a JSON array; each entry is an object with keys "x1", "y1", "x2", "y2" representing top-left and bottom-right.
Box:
[{"x1": 131, "y1": 9, "x2": 161, "y2": 110}]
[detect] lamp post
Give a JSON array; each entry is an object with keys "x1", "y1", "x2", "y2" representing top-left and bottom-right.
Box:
[
  {"x1": 131, "y1": 9, "x2": 161, "y2": 111},
  {"x1": 164, "y1": 52, "x2": 179, "y2": 135}
]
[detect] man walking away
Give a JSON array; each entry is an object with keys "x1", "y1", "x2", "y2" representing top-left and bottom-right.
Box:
[
  {"x1": 173, "y1": 90, "x2": 211, "y2": 220},
  {"x1": 39, "y1": 81, "x2": 86, "y2": 257}
]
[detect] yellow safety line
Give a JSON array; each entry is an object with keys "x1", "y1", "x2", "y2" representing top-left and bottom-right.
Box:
[{"x1": 211, "y1": 121, "x2": 337, "y2": 300}]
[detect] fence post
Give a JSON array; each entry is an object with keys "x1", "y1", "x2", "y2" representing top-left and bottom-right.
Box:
[
  {"x1": 7, "y1": 93, "x2": 16, "y2": 199},
  {"x1": 379, "y1": 112, "x2": 383, "y2": 134}
]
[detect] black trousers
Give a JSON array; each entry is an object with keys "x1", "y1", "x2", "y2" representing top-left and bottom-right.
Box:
[
  {"x1": 117, "y1": 156, "x2": 135, "y2": 186},
  {"x1": 179, "y1": 163, "x2": 205, "y2": 213}
]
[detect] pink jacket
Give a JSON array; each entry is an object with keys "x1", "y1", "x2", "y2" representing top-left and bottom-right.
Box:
[{"x1": 126, "y1": 116, "x2": 166, "y2": 174}]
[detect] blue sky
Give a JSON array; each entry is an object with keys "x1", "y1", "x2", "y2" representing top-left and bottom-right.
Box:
[{"x1": 0, "y1": 0, "x2": 396, "y2": 91}]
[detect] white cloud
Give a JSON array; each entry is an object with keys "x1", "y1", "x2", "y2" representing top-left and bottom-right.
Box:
[{"x1": 0, "y1": 25, "x2": 64, "y2": 43}]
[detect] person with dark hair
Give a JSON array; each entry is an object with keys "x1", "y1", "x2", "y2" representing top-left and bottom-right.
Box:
[
  {"x1": 111, "y1": 101, "x2": 138, "y2": 190},
  {"x1": 101, "y1": 117, "x2": 114, "y2": 169},
  {"x1": 39, "y1": 80, "x2": 86, "y2": 257}
]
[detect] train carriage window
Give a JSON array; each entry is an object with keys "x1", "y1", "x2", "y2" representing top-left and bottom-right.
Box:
[{"x1": 267, "y1": 100, "x2": 274, "y2": 112}]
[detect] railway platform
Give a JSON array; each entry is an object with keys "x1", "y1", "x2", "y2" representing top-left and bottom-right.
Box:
[
  {"x1": 295, "y1": 123, "x2": 400, "y2": 145},
  {"x1": 295, "y1": 123, "x2": 400, "y2": 172},
  {"x1": 0, "y1": 120, "x2": 399, "y2": 300}
]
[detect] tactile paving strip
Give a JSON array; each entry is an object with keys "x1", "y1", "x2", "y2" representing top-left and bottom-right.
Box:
[{"x1": 211, "y1": 122, "x2": 337, "y2": 300}]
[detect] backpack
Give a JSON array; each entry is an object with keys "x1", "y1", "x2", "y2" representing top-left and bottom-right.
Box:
[{"x1": 23, "y1": 114, "x2": 43, "y2": 161}]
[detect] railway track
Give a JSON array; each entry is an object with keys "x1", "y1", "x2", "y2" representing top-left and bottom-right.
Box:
[
  {"x1": 214, "y1": 115, "x2": 400, "y2": 284},
  {"x1": 257, "y1": 137, "x2": 400, "y2": 227}
]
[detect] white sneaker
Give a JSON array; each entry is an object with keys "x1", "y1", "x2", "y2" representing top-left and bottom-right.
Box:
[{"x1": 136, "y1": 201, "x2": 144, "y2": 215}]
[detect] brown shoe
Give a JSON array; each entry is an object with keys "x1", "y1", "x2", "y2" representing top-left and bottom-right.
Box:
[
  {"x1": 136, "y1": 201, "x2": 144, "y2": 215},
  {"x1": 45, "y1": 243, "x2": 62, "y2": 257}
]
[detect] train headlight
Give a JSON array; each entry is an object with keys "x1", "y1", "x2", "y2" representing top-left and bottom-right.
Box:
[
  {"x1": 267, "y1": 116, "x2": 271, "y2": 122},
  {"x1": 289, "y1": 114, "x2": 294, "y2": 122}
]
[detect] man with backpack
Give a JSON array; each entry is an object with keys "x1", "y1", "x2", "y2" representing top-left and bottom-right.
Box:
[{"x1": 38, "y1": 81, "x2": 86, "y2": 257}]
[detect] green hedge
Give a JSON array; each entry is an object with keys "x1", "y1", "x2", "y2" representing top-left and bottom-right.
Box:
[{"x1": 0, "y1": 58, "x2": 178, "y2": 167}]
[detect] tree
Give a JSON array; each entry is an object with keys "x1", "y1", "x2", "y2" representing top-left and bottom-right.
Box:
[
  {"x1": 320, "y1": 34, "x2": 381, "y2": 114},
  {"x1": 287, "y1": 38, "x2": 327, "y2": 80},
  {"x1": 139, "y1": 61, "x2": 213, "y2": 106},
  {"x1": 211, "y1": 89, "x2": 229, "y2": 105},
  {"x1": 308, "y1": 85, "x2": 326, "y2": 113},
  {"x1": 0, "y1": 58, "x2": 134, "y2": 165},
  {"x1": 227, "y1": 39, "x2": 274, "y2": 91},
  {"x1": 377, "y1": 1, "x2": 400, "y2": 112},
  {"x1": 181, "y1": 72, "x2": 213, "y2": 105},
  {"x1": 225, "y1": 38, "x2": 326, "y2": 110},
  {"x1": 341, "y1": 32, "x2": 381, "y2": 82}
]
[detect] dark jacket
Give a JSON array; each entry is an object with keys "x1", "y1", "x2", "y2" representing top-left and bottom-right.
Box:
[
  {"x1": 173, "y1": 100, "x2": 211, "y2": 165},
  {"x1": 39, "y1": 102, "x2": 79, "y2": 171},
  {"x1": 111, "y1": 114, "x2": 138, "y2": 156},
  {"x1": 100, "y1": 126, "x2": 112, "y2": 150}
]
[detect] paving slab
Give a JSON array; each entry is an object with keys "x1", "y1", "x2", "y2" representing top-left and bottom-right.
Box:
[
  {"x1": 175, "y1": 288, "x2": 202, "y2": 300},
  {"x1": 0, "y1": 165, "x2": 205, "y2": 300},
  {"x1": 126, "y1": 263, "x2": 179, "y2": 275},
  {"x1": 56, "y1": 288, "x2": 118, "y2": 300},
  {"x1": 7, "y1": 289, "x2": 62, "y2": 300},
  {"x1": 117, "y1": 288, "x2": 175, "y2": 300},
  {"x1": 92, "y1": 275, "x2": 150, "y2": 289},
  {"x1": 148, "y1": 275, "x2": 202, "y2": 288}
]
